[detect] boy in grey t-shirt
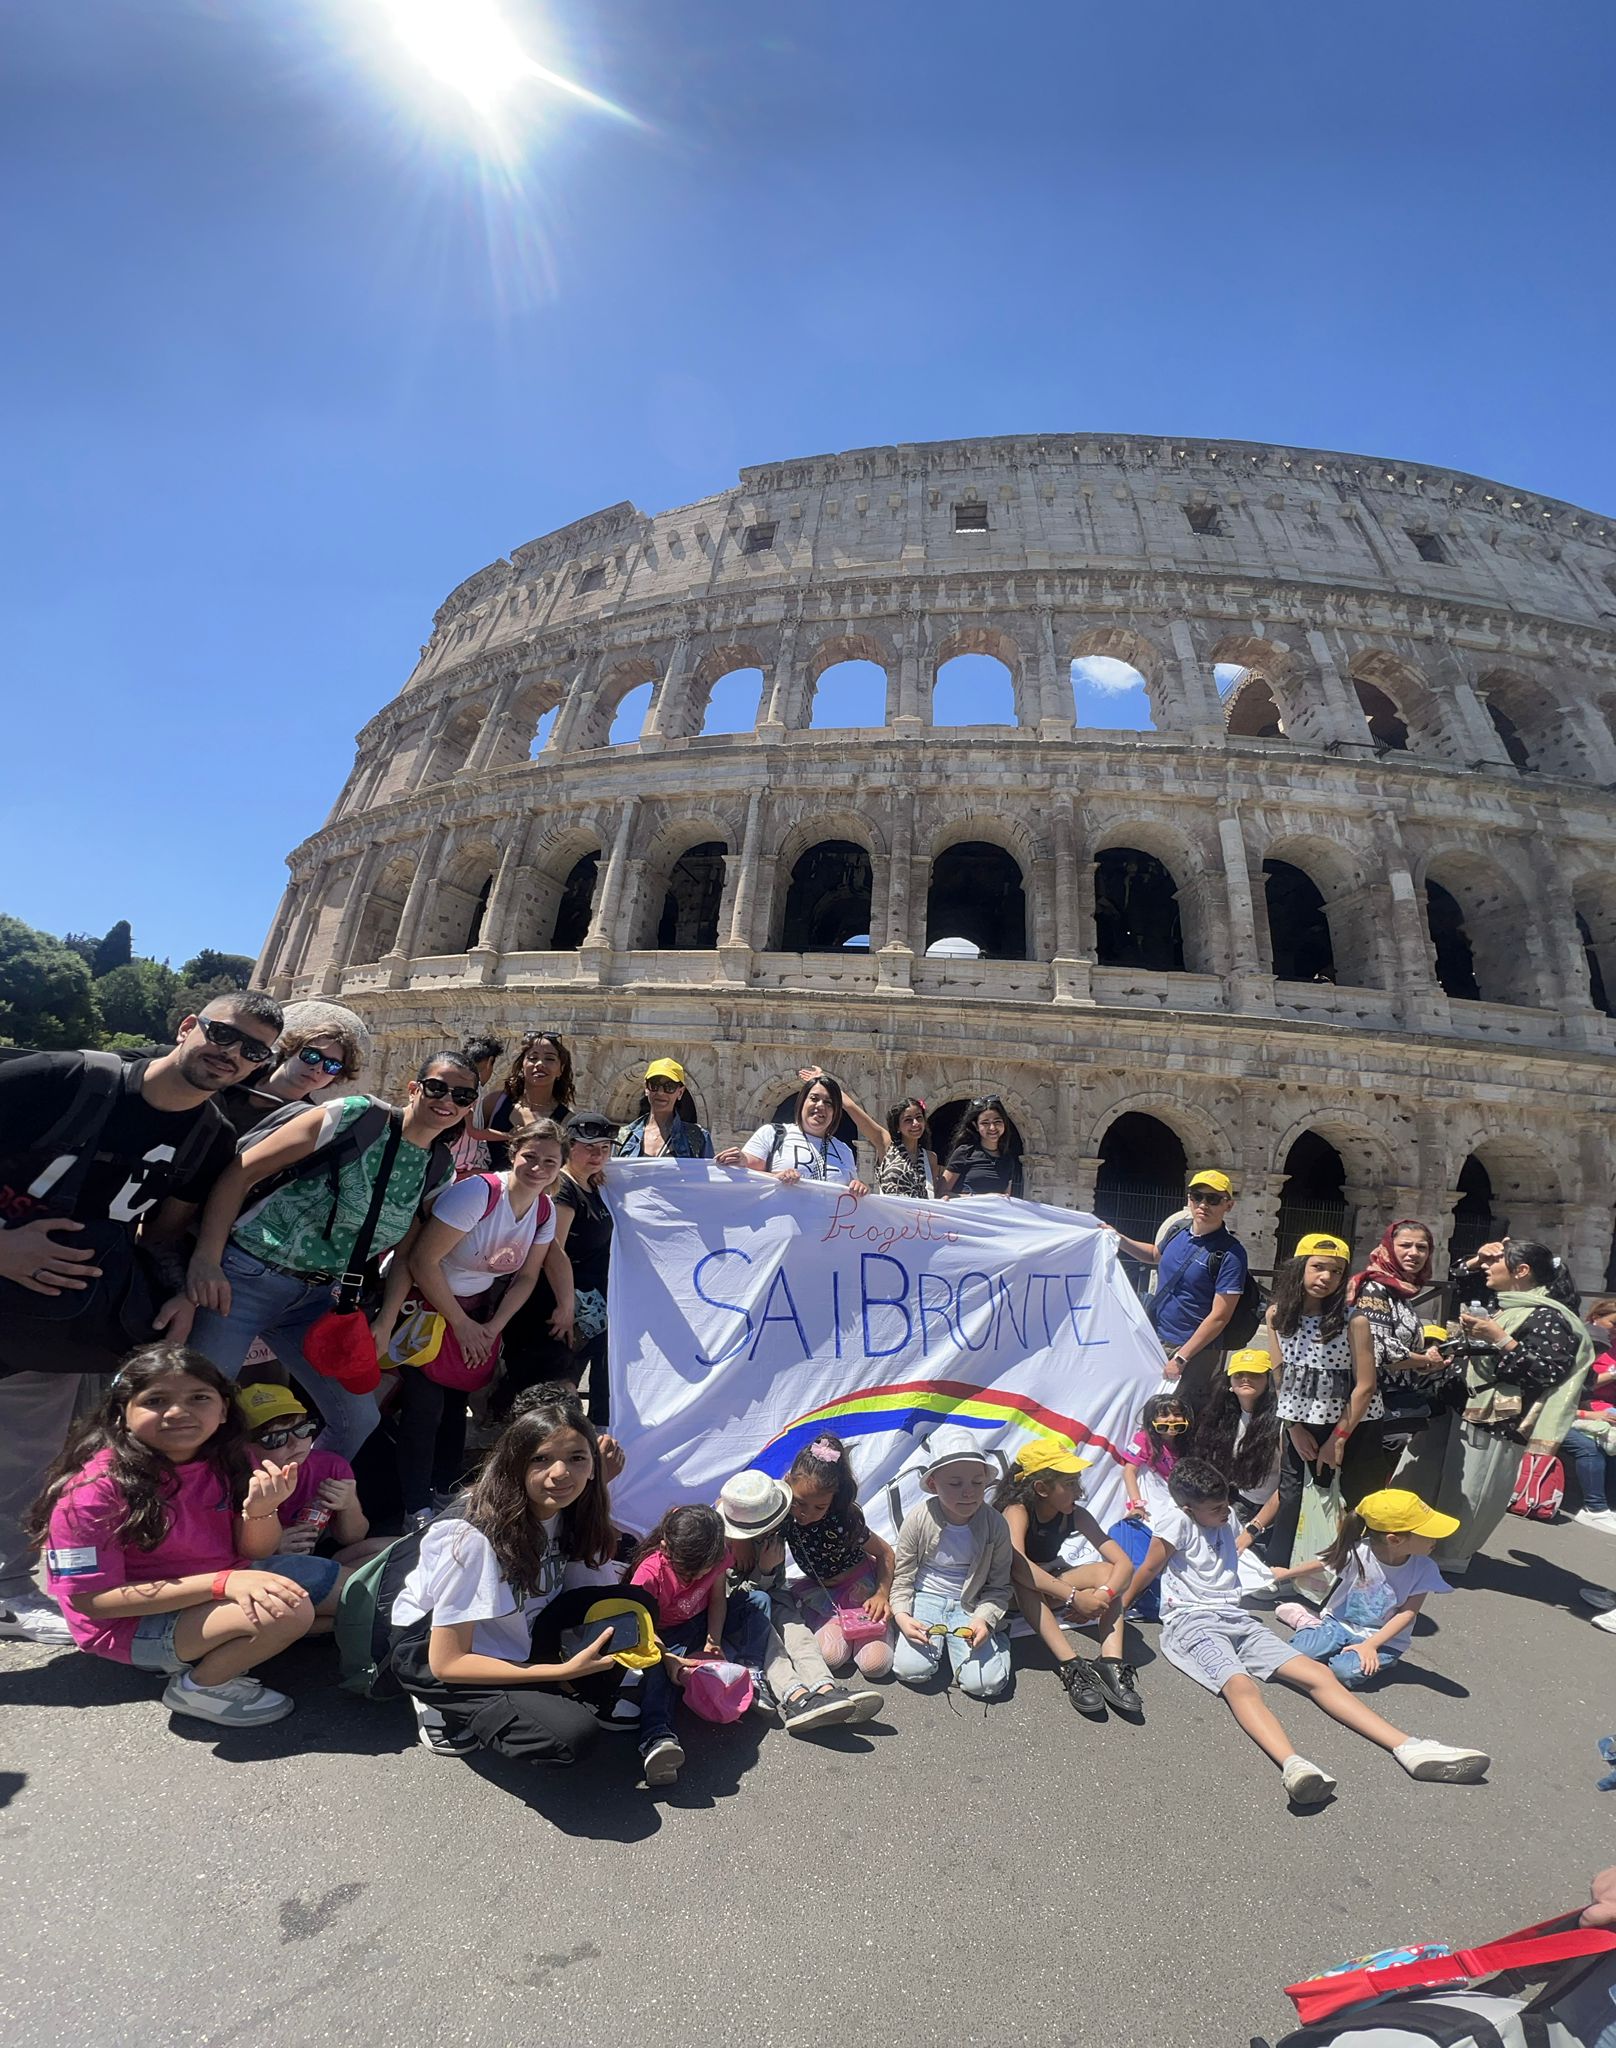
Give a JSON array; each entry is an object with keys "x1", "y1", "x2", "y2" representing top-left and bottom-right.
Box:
[{"x1": 1123, "y1": 1458, "x2": 1490, "y2": 1808}]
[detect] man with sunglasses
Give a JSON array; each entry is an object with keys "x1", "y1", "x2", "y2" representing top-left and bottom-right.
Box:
[
  {"x1": 213, "y1": 1001, "x2": 367, "y2": 1144},
  {"x1": 1106, "y1": 1169, "x2": 1251, "y2": 1407},
  {"x1": 0, "y1": 994, "x2": 283, "y2": 1644}
]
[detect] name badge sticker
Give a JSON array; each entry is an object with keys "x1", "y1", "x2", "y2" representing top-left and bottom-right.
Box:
[{"x1": 46, "y1": 1545, "x2": 98, "y2": 1578}]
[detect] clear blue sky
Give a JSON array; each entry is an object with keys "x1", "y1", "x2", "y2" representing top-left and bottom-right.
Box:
[{"x1": 4, "y1": 1, "x2": 1613, "y2": 967}]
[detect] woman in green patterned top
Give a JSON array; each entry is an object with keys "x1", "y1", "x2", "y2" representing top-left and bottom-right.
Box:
[{"x1": 186, "y1": 1052, "x2": 475, "y2": 1457}]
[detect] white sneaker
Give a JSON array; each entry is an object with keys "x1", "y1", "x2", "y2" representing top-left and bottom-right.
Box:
[
  {"x1": 1572, "y1": 1509, "x2": 1616, "y2": 1536},
  {"x1": 1280, "y1": 1755, "x2": 1337, "y2": 1805},
  {"x1": 1394, "y1": 1737, "x2": 1490, "y2": 1783},
  {"x1": 641, "y1": 1734, "x2": 684, "y2": 1786},
  {"x1": 162, "y1": 1672, "x2": 294, "y2": 1727},
  {"x1": 0, "y1": 1593, "x2": 74, "y2": 1645},
  {"x1": 1592, "y1": 1609, "x2": 1616, "y2": 1636},
  {"x1": 1578, "y1": 1586, "x2": 1616, "y2": 1611}
]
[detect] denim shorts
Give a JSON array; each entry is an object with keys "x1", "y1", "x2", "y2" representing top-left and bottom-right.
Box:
[
  {"x1": 268, "y1": 1553, "x2": 342, "y2": 1605},
  {"x1": 130, "y1": 1613, "x2": 192, "y2": 1674}
]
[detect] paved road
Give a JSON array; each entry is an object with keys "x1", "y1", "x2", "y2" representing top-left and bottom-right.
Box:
[{"x1": 4, "y1": 1514, "x2": 1614, "y2": 2048}]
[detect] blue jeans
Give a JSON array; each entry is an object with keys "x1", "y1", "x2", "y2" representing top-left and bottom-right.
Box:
[
  {"x1": 189, "y1": 1245, "x2": 381, "y2": 1459},
  {"x1": 1562, "y1": 1428, "x2": 1613, "y2": 1513},
  {"x1": 891, "y1": 1590, "x2": 1011, "y2": 1699},
  {"x1": 1290, "y1": 1613, "x2": 1402, "y2": 1688},
  {"x1": 638, "y1": 1586, "x2": 776, "y2": 1747}
]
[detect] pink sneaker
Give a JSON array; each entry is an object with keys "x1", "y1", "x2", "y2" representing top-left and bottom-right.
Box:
[{"x1": 1275, "y1": 1601, "x2": 1317, "y2": 1632}]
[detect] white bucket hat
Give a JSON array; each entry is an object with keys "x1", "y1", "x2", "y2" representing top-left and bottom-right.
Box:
[
  {"x1": 920, "y1": 1423, "x2": 1004, "y2": 1487},
  {"x1": 715, "y1": 1469, "x2": 792, "y2": 1540}
]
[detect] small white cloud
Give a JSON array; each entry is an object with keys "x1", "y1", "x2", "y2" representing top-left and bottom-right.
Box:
[
  {"x1": 1071, "y1": 655, "x2": 1144, "y2": 697},
  {"x1": 1214, "y1": 662, "x2": 1249, "y2": 696}
]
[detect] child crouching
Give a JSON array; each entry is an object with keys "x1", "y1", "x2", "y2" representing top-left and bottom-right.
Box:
[
  {"x1": 889, "y1": 1425, "x2": 1013, "y2": 1700},
  {"x1": 1272, "y1": 1488, "x2": 1462, "y2": 1688}
]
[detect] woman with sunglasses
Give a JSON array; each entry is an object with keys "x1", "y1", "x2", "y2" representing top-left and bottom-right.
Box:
[
  {"x1": 485, "y1": 1033, "x2": 575, "y2": 1170},
  {"x1": 186, "y1": 1053, "x2": 476, "y2": 1458},
  {"x1": 214, "y1": 1002, "x2": 369, "y2": 1145},
  {"x1": 613, "y1": 1058, "x2": 714, "y2": 1160},
  {"x1": 940, "y1": 1096, "x2": 1025, "y2": 1200}
]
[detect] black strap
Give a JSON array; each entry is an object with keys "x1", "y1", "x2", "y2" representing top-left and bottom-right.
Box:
[
  {"x1": 334, "y1": 1112, "x2": 403, "y2": 1311},
  {"x1": 1275, "y1": 1999, "x2": 1513, "y2": 2048},
  {"x1": 766, "y1": 1122, "x2": 787, "y2": 1169}
]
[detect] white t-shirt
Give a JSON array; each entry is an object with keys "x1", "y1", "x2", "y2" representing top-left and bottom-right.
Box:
[
  {"x1": 391, "y1": 1516, "x2": 565, "y2": 1661},
  {"x1": 744, "y1": 1122, "x2": 858, "y2": 1184},
  {"x1": 426, "y1": 1174, "x2": 556, "y2": 1298},
  {"x1": 915, "y1": 1521, "x2": 976, "y2": 1603},
  {"x1": 1324, "y1": 1546, "x2": 1449, "y2": 1655},
  {"x1": 1152, "y1": 1503, "x2": 1243, "y2": 1616}
]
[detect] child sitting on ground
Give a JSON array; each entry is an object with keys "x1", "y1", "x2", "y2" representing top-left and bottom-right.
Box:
[
  {"x1": 718, "y1": 1468, "x2": 880, "y2": 1733},
  {"x1": 889, "y1": 1425, "x2": 1014, "y2": 1701},
  {"x1": 30, "y1": 1345, "x2": 337, "y2": 1729},
  {"x1": 1123, "y1": 1456, "x2": 1490, "y2": 1806},
  {"x1": 781, "y1": 1432, "x2": 895, "y2": 1678},
  {"x1": 1271, "y1": 1488, "x2": 1460, "y2": 1688},
  {"x1": 994, "y1": 1442, "x2": 1141, "y2": 1718},
  {"x1": 236, "y1": 1383, "x2": 389, "y2": 1571}
]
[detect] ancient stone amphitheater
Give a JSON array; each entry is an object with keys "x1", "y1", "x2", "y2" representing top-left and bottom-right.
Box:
[{"x1": 259, "y1": 434, "x2": 1616, "y2": 1283}]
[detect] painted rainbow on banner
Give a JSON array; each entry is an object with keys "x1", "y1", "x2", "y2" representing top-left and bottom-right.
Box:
[{"x1": 755, "y1": 1375, "x2": 1126, "y2": 1478}]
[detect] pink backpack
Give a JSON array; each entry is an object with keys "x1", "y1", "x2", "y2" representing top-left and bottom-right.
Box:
[
  {"x1": 681, "y1": 1657, "x2": 754, "y2": 1723},
  {"x1": 1508, "y1": 1450, "x2": 1565, "y2": 1521}
]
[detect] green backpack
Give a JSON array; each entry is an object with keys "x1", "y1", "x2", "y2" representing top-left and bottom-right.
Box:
[{"x1": 334, "y1": 1527, "x2": 427, "y2": 1699}]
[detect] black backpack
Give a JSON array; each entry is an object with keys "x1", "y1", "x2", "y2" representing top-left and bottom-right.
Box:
[{"x1": 1152, "y1": 1218, "x2": 1267, "y2": 1350}]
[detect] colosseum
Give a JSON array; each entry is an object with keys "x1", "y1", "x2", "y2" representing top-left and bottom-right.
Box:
[{"x1": 258, "y1": 433, "x2": 1616, "y2": 1286}]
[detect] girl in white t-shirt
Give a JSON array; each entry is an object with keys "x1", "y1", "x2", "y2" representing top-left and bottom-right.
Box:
[
  {"x1": 717, "y1": 1075, "x2": 870, "y2": 1193},
  {"x1": 387, "y1": 1387, "x2": 643, "y2": 1759},
  {"x1": 1272, "y1": 1487, "x2": 1461, "y2": 1690},
  {"x1": 376, "y1": 1123, "x2": 569, "y2": 1523}
]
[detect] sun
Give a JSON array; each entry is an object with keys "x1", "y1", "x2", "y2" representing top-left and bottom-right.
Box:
[{"x1": 359, "y1": 0, "x2": 639, "y2": 132}]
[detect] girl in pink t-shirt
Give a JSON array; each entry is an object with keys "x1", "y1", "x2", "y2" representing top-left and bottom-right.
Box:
[
  {"x1": 29, "y1": 1345, "x2": 336, "y2": 1730},
  {"x1": 627, "y1": 1506, "x2": 735, "y2": 1789}
]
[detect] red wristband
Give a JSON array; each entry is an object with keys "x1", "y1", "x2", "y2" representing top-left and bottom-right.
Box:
[{"x1": 211, "y1": 1569, "x2": 233, "y2": 1603}]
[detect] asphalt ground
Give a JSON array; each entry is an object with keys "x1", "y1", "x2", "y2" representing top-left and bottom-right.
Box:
[{"x1": 3, "y1": 1513, "x2": 1614, "y2": 2048}]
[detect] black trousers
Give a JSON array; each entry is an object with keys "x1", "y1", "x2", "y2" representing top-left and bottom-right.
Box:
[
  {"x1": 389, "y1": 1584, "x2": 653, "y2": 1767},
  {"x1": 1266, "y1": 1422, "x2": 1403, "y2": 1565},
  {"x1": 394, "y1": 1369, "x2": 471, "y2": 1516}
]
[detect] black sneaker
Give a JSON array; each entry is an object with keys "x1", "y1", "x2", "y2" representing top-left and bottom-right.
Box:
[
  {"x1": 1056, "y1": 1657, "x2": 1108, "y2": 1717},
  {"x1": 413, "y1": 1699, "x2": 476, "y2": 1756},
  {"x1": 780, "y1": 1686, "x2": 857, "y2": 1734},
  {"x1": 641, "y1": 1733, "x2": 684, "y2": 1786},
  {"x1": 1092, "y1": 1656, "x2": 1144, "y2": 1715}
]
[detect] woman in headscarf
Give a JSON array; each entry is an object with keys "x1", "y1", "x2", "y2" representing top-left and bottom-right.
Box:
[{"x1": 1347, "y1": 1219, "x2": 1465, "y2": 1496}]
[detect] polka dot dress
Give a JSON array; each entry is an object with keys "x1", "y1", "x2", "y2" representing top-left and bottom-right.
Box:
[{"x1": 1275, "y1": 1314, "x2": 1384, "y2": 1427}]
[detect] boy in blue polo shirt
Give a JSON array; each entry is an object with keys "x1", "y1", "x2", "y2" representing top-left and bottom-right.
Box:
[{"x1": 1107, "y1": 1168, "x2": 1250, "y2": 1406}]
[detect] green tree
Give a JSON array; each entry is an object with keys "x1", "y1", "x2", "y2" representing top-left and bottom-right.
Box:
[
  {"x1": 91, "y1": 920, "x2": 134, "y2": 976},
  {"x1": 179, "y1": 949, "x2": 255, "y2": 989},
  {"x1": 61, "y1": 931, "x2": 99, "y2": 967},
  {"x1": 94, "y1": 958, "x2": 181, "y2": 1041},
  {"x1": 0, "y1": 914, "x2": 103, "y2": 1048}
]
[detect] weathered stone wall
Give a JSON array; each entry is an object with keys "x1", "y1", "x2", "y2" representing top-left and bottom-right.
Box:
[{"x1": 258, "y1": 434, "x2": 1616, "y2": 1283}]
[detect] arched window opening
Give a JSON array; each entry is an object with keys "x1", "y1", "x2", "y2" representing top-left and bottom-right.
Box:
[
  {"x1": 608, "y1": 682, "x2": 653, "y2": 746},
  {"x1": 810, "y1": 660, "x2": 887, "y2": 730},
  {"x1": 1095, "y1": 849, "x2": 1184, "y2": 971},
  {"x1": 1355, "y1": 680, "x2": 1409, "y2": 752},
  {"x1": 461, "y1": 874, "x2": 493, "y2": 953},
  {"x1": 934, "y1": 654, "x2": 1015, "y2": 728},
  {"x1": 769, "y1": 1089, "x2": 859, "y2": 1152},
  {"x1": 1486, "y1": 700, "x2": 1532, "y2": 770},
  {"x1": 1425, "y1": 880, "x2": 1481, "y2": 1002},
  {"x1": 1578, "y1": 911, "x2": 1614, "y2": 1017},
  {"x1": 1071, "y1": 656, "x2": 1155, "y2": 733},
  {"x1": 779, "y1": 841, "x2": 874, "y2": 952},
  {"x1": 1450, "y1": 1155, "x2": 1496, "y2": 1267},
  {"x1": 1222, "y1": 666, "x2": 1285, "y2": 739},
  {"x1": 925, "y1": 936, "x2": 980, "y2": 958},
  {"x1": 1264, "y1": 861, "x2": 1335, "y2": 983},
  {"x1": 529, "y1": 706, "x2": 558, "y2": 756},
  {"x1": 700, "y1": 668, "x2": 764, "y2": 738},
  {"x1": 551, "y1": 853, "x2": 600, "y2": 950},
  {"x1": 1095, "y1": 1112, "x2": 1188, "y2": 1293},
  {"x1": 1275, "y1": 1133, "x2": 1351, "y2": 1256},
  {"x1": 352, "y1": 861, "x2": 412, "y2": 965},
  {"x1": 656, "y1": 842, "x2": 727, "y2": 949},
  {"x1": 925, "y1": 842, "x2": 1027, "y2": 959}
]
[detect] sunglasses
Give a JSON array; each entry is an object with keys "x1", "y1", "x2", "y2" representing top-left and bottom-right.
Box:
[
  {"x1": 295, "y1": 1046, "x2": 347, "y2": 1077},
  {"x1": 418, "y1": 1077, "x2": 479, "y2": 1107},
  {"x1": 1152, "y1": 1415, "x2": 1191, "y2": 1435},
  {"x1": 925, "y1": 1624, "x2": 976, "y2": 1641},
  {"x1": 1187, "y1": 1190, "x2": 1229, "y2": 1205},
  {"x1": 645, "y1": 1077, "x2": 681, "y2": 1092},
  {"x1": 196, "y1": 1017, "x2": 276, "y2": 1066},
  {"x1": 523, "y1": 1035, "x2": 566, "y2": 1052},
  {"x1": 252, "y1": 1419, "x2": 319, "y2": 1450}
]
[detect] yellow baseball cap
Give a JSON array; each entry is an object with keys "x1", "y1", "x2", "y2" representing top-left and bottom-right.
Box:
[
  {"x1": 1188, "y1": 1169, "x2": 1234, "y2": 1195},
  {"x1": 644, "y1": 1058, "x2": 686, "y2": 1084},
  {"x1": 235, "y1": 1383, "x2": 309, "y2": 1430},
  {"x1": 1225, "y1": 1348, "x2": 1277, "y2": 1376},
  {"x1": 577, "y1": 1596, "x2": 660, "y2": 1669},
  {"x1": 1015, "y1": 1440, "x2": 1093, "y2": 1478},
  {"x1": 1355, "y1": 1489, "x2": 1459, "y2": 1540},
  {"x1": 1295, "y1": 1232, "x2": 1351, "y2": 1262},
  {"x1": 1422, "y1": 1324, "x2": 1449, "y2": 1345}
]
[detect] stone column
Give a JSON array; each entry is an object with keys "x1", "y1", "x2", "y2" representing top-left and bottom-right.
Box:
[
  {"x1": 1240, "y1": 1172, "x2": 1289, "y2": 1279},
  {"x1": 1051, "y1": 795, "x2": 1094, "y2": 1003},
  {"x1": 1374, "y1": 809, "x2": 1448, "y2": 1030},
  {"x1": 256, "y1": 880, "x2": 301, "y2": 989},
  {"x1": 1437, "y1": 663, "x2": 1515, "y2": 767},
  {"x1": 462, "y1": 674, "x2": 521, "y2": 778},
  {"x1": 467, "y1": 821, "x2": 533, "y2": 979},
  {"x1": 1072, "y1": 1155, "x2": 1106, "y2": 1217},
  {"x1": 1296, "y1": 632, "x2": 1377, "y2": 749},
  {"x1": 579, "y1": 798, "x2": 640, "y2": 977},
  {"x1": 1218, "y1": 810, "x2": 1274, "y2": 1012},
  {"x1": 758, "y1": 613, "x2": 801, "y2": 737},
  {"x1": 1561, "y1": 1201, "x2": 1615, "y2": 1295},
  {"x1": 1035, "y1": 608, "x2": 1074, "y2": 737},
  {"x1": 718, "y1": 792, "x2": 765, "y2": 982},
  {"x1": 544, "y1": 656, "x2": 599, "y2": 756},
  {"x1": 1169, "y1": 619, "x2": 1224, "y2": 731},
  {"x1": 406, "y1": 703, "x2": 455, "y2": 790},
  {"x1": 874, "y1": 790, "x2": 915, "y2": 993},
  {"x1": 891, "y1": 611, "x2": 927, "y2": 733},
  {"x1": 380, "y1": 825, "x2": 446, "y2": 988},
  {"x1": 638, "y1": 633, "x2": 689, "y2": 749}
]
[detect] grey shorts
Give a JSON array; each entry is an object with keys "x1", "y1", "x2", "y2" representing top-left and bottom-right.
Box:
[{"x1": 1160, "y1": 1608, "x2": 1297, "y2": 1694}]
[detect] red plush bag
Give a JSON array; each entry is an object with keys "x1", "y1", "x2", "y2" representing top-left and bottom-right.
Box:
[{"x1": 302, "y1": 1309, "x2": 381, "y2": 1394}]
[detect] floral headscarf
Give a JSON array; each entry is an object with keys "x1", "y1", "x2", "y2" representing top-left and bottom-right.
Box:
[{"x1": 1347, "y1": 1218, "x2": 1434, "y2": 1304}]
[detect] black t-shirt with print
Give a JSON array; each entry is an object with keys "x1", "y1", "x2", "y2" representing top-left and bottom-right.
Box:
[
  {"x1": 0, "y1": 1053, "x2": 235, "y2": 1228},
  {"x1": 945, "y1": 1143, "x2": 1022, "y2": 1197},
  {"x1": 556, "y1": 1176, "x2": 613, "y2": 1294},
  {"x1": 783, "y1": 1502, "x2": 872, "y2": 1582}
]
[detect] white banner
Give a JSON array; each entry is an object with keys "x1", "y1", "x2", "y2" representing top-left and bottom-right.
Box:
[{"x1": 605, "y1": 1163, "x2": 1167, "y2": 1537}]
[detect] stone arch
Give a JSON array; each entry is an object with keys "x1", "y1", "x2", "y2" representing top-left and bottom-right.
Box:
[
  {"x1": 1211, "y1": 632, "x2": 1304, "y2": 742},
  {"x1": 352, "y1": 852, "x2": 415, "y2": 965},
  {"x1": 1419, "y1": 847, "x2": 1540, "y2": 1006},
  {"x1": 423, "y1": 700, "x2": 489, "y2": 783},
  {"x1": 631, "y1": 812, "x2": 737, "y2": 950},
  {"x1": 421, "y1": 836, "x2": 502, "y2": 955},
  {"x1": 681, "y1": 641, "x2": 771, "y2": 741},
  {"x1": 777, "y1": 841, "x2": 875, "y2": 952},
  {"x1": 909, "y1": 1075, "x2": 1048, "y2": 1164},
  {"x1": 1446, "y1": 1129, "x2": 1570, "y2": 1255},
  {"x1": 514, "y1": 822, "x2": 605, "y2": 951},
  {"x1": 930, "y1": 624, "x2": 1032, "y2": 729},
  {"x1": 1092, "y1": 1110, "x2": 1189, "y2": 1257},
  {"x1": 1088, "y1": 817, "x2": 1222, "y2": 977},
  {"x1": 1255, "y1": 831, "x2": 1386, "y2": 989},
  {"x1": 494, "y1": 672, "x2": 566, "y2": 766},
  {"x1": 1346, "y1": 649, "x2": 1450, "y2": 757},
  {"x1": 1084, "y1": 1088, "x2": 1236, "y2": 1172},
  {"x1": 1571, "y1": 870, "x2": 1616, "y2": 1017},
  {"x1": 1267, "y1": 1109, "x2": 1400, "y2": 1198},
  {"x1": 801, "y1": 630, "x2": 896, "y2": 732},
  {"x1": 577, "y1": 655, "x2": 662, "y2": 751},
  {"x1": 1475, "y1": 667, "x2": 1586, "y2": 778},
  {"x1": 1067, "y1": 625, "x2": 1172, "y2": 730},
  {"x1": 924, "y1": 813, "x2": 1034, "y2": 960},
  {"x1": 1444, "y1": 1126, "x2": 1568, "y2": 1207}
]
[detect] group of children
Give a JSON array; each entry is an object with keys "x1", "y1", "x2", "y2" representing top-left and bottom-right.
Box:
[{"x1": 26, "y1": 1334, "x2": 1490, "y2": 1804}]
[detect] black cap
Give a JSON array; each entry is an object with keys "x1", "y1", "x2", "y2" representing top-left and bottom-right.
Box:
[{"x1": 565, "y1": 1110, "x2": 616, "y2": 1143}]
